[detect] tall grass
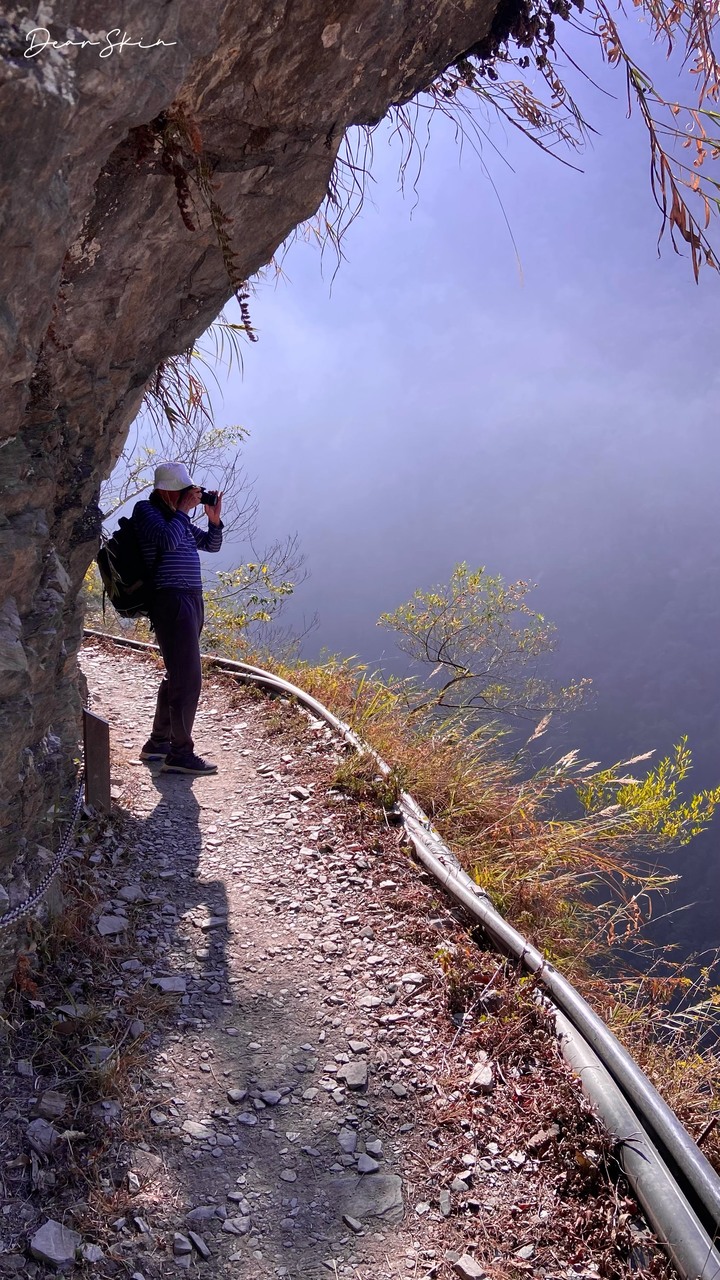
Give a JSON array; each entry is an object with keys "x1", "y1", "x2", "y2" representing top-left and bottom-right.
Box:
[
  {"x1": 81, "y1": 620, "x2": 720, "y2": 1168},
  {"x1": 270, "y1": 652, "x2": 720, "y2": 1168}
]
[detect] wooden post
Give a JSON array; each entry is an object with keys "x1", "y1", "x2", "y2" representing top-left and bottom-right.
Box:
[{"x1": 83, "y1": 708, "x2": 111, "y2": 813}]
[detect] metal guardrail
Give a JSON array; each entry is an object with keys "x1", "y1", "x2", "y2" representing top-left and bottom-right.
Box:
[{"x1": 82, "y1": 628, "x2": 720, "y2": 1276}]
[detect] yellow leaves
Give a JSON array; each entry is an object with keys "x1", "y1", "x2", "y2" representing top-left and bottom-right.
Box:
[{"x1": 577, "y1": 737, "x2": 720, "y2": 848}]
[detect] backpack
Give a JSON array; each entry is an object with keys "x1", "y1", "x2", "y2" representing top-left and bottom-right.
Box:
[{"x1": 96, "y1": 516, "x2": 154, "y2": 618}]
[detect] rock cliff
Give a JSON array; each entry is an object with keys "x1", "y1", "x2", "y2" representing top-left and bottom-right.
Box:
[{"x1": 0, "y1": 0, "x2": 500, "y2": 980}]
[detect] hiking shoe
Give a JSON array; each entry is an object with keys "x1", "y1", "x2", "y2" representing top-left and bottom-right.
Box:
[
  {"x1": 140, "y1": 740, "x2": 172, "y2": 760},
  {"x1": 161, "y1": 753, "x2": 218, "y2": 776}
]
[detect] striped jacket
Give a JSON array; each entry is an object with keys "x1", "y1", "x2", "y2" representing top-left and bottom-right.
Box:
[{"x1": 132, "y1": 495, "x2": 223, "y2": 592}]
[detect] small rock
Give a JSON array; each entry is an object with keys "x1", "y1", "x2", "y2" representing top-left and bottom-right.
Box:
[
  {"x1": 227, "y1": 1088, "x2": 248, "y2": 1105},
  {"x1": 453, "y1": 1255, "x2": 486, "y2": 1280},
  {"x1": 390, "y1": 1082, "x2": 407, "y2": 1098},
  {"x1": 439, "y1": 1189, "x2": 451, "y2": 1217},
  {"x1": 34, "y1": 1091, "x2": 67, "y2": 1121},
  {"x1": 357, "y1": 1154, "x2": 379, "y2": 1174},
  {"x1": 526, "y1": 1123, "x2": 560, "y2": 1155},
  {"x1": 468, "y1": 1052, "x2": 494, "y2": 1094},
  {"x1": 182, "y1": 1120, "x2": 214, "y2": 1140},
  {"x1": 328, "y1": 1173, "x2": 404, "y2": 1224},
  {"x1": 290, "y1": 786, "x2": 311, "y2": 800},
  {"x1": 515, "y1": 1244, "x2": 534, "y2": 1260},
  {"x1": 400, "y1": 972, "x2": 426, "y2": 985},
  {"x1": 185, "y1": 1207, "x2": 217, "y2": 1223},
  {"x1": 131, "y1": 1148, "x2": 163, "y2": 1180},
  {"x1": 336, "y1": 1061, "x2": 368, "y2": 1091},
  {"x1": 342, "y1": 1215, "x2": 363, "y2": 1233},
  {"x1": 150, "y1": 1110, "x2": 168, "y2": 1126},
  {"x1": 365, "y1": 1139, "x2": 382, "y2": 1156},
  {"x1": 415, "y1": 1201, "x2": 431, "y2": 1215},
  {"x1": 29, "y1": 1220, "x2": 81, "y2": 1267},
  {"x1": 280, "y1": 1169, "x2": 297, "y2": 1182},
  {"x1": 260, "y1": 1090, "x2": 282, "y2": 1105},
  {"x1": 338, "y1": 1127, "x2": 357, "y2": 1155},
  {"x1": 117, "y1": 884, "x2": 144, "y2": 903},
  {"x1": 93, "y1": 1098, "x2": 121, "y2": 1124},
  {"x1": 81, "y1": 1243, "x2": 105, "y2": 1264},
  {"x1": 173, "y1": 1234, "x2": 193, "y2": 1256},
  {"x1": 128, "y1": 1019, "x2": 145, "y2": 1040},
  {"x1": 15, "y1": 1059, "x2": 34, "y2": 1077},
  {"x1": 97, "y1": 914, "x2": 127, "y2": 937},
  {"x1": 450, "y1": 1176, "x2": 470, "y2": 1193},
  {"x1": 187, "y1": 1231, "x2": 211, "y2": 1258},
  {"x1": 26, "y1": 1118, "x2": 61, "y2": 1156},
  {"x1": 236, "y1": 1112, "x2": 258, "y2": 1126},
  {"x1": 151, "y1": 976, "x2": 186, "y2": 994},
  {"x1": 348, "y1": 1040, "x2": 370, "y2": 1054},
  {"x1": 85, "y1": 1045, "x2": 113, "y2": 1066},
  {"x1": 223, "y1": 1216, "x2": 251, "y2": 1235}
]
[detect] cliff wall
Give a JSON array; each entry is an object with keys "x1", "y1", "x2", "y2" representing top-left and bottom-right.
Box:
[{"x1": 0, "y1": 0, "x2": 499, "y2": 980}]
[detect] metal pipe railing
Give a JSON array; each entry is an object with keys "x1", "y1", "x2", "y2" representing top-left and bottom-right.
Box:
[{"x1": 83, "y1": 627, "x2": 720, "y2": 1274}]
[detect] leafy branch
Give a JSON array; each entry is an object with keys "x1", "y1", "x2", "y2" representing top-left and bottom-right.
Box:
[{"x1": 379, "y1": 562, "x2": 591, "y2": 721}]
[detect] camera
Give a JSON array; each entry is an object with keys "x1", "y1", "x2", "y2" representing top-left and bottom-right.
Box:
[{"x1": 200, "y1": 489, "x2": 219, "y2": 507}]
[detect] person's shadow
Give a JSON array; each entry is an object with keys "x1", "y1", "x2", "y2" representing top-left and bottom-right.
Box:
[{"x1": 128, "y1": 766, "x2": 231, "y2": 1023}]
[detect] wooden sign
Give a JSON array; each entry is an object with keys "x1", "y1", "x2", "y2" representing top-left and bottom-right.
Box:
[{"x1": 82, "y1": 709, "x2": 111, "y2": 813}]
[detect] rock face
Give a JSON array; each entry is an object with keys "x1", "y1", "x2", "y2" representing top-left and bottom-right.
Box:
[{"x1": 0, "y1": 0, "x2": 499, "y2": 981}]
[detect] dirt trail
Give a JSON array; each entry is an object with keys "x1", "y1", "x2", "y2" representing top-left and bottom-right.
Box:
[
  {"x1": 0, "y1": 638, "x2": 671, "y2": 1280},
  {"x1": 79, "y1": 638, "x2": 472, "y2": 1279}
]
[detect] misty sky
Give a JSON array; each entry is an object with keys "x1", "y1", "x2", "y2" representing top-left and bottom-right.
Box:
[{"x1": 180, "y1": 29, "x2": 720, "y2": 950}]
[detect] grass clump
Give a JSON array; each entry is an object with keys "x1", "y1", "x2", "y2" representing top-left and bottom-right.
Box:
[{"x1": 269, "y1": 650, "x2": 720, "y2": 1170}]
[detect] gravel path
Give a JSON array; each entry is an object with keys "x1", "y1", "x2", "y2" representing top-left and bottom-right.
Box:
[
  {"x1": 77, "y1": 639, "x2": 472, "y2": 1279},
  {"x1": 0, "y1": 638, "x2": 666, "y2": 1280}
]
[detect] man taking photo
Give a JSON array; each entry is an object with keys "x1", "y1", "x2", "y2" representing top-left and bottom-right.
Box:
[{"x1": 132, "y1": 461, "x2": 223, "y2": 775}]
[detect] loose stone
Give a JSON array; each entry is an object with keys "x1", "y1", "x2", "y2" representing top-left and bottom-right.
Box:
[
  {"x1": 97, "y1": 914, "x2": 127, "y2": 936},
  {"x1": 26, "y1": 1118, "x2": 61, "y2": 1156},
  {"x1": 34, "y1": 1090, "x2": 68, "y2": 1121},
  {"x1": 188, "y1": 1231, "x2": 212, "y2": 1258},
  {"x1": 336, "y1": 1061, "x2": 368, "y2": 1091},
  {"x1": 227, "y1": 1088, "x2": 248, "y2": 1104},
  {"x1": 182, "y1": 1120, "x2": 214, "y2": 1140},
  {"x1": 81, "y1": 1243, "x2": 104, "y2": 1263},
  {"x1": 338, "y1": 1126, "x2": 357, "y2": 1154},
  {"x1": 453, "y1": 1255, "x2": 486, "y2": 1280},
  {"x1": 186, "y1": 1207, "x2": 217, "y2": 1223},
  {"x1": 151, "y1": 976, "x2": 186, "y2": 994},
  {"x1": 29, "y1": 1220, "x2": 81, "y2": 1267},
  {"x1": 468, "y1": 1052, "x2": 494, "y2": 1094}
]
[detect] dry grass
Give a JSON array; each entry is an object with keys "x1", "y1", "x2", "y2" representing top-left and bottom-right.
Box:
[
  {"x1": 79, "y1": 631, "x2": 720, "y2": 1175},
  {"x1": 272, "y1": 655, "x2": 720, "y2": 1173}
]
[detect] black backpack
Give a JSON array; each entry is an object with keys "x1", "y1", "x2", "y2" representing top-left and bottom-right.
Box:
[{"x1": 96, "y1": 516, "x2": 154, "y2": 618}]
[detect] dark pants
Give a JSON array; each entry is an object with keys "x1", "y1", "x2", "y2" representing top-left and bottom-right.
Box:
[{"x1": 148, "y1": 590, "x2": 204, "y2": 757}]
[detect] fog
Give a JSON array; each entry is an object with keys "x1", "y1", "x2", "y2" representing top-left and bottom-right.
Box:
[{"x1": 200, "y1": 55, "x2": 719, "y2": 955}]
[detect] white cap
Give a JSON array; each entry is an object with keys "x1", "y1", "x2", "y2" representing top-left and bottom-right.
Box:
[{"x1": 154, "y1": 461, "x2": 195, "y2": 491}]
